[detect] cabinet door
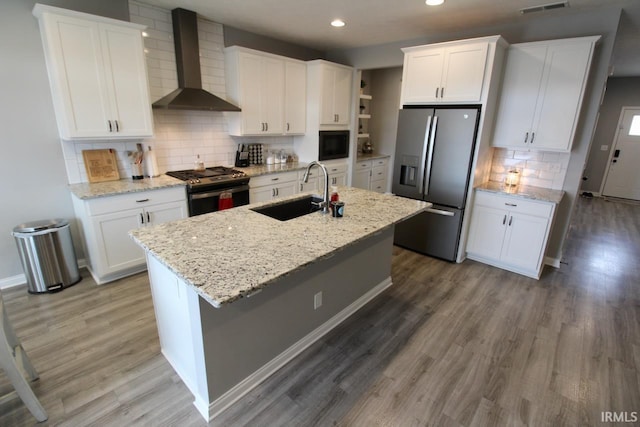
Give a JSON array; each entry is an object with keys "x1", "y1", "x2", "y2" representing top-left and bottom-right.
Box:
[
  {"x1": 99, "y1": 23, "x2": 153, "y2": 138},
  {"x1": 237, "y1": 53, "x2": 264, "y2": 134},
  {"x1": 300, "y1": 177, "x2": 320, "y2": 193},
  {"x1": 500, "y1": 212, "x2": 549, "y2": 271},
  {"x1": 320, "y1": 66, "x2": 337, "y2": 125},
  {"x1": 441, "y1": 42, "x2": 488, "y2": 103},
  {"x1": 262, "y1": 57, "x2": 285, "y2": 134},
  {"x1": 284, "y1": 60, "x2": 306, "y2": 134},
  {"x1": 466, "y1": 204, "x2": 507, "y2": 260},
  {"x1": 352, "y1": 169, "x2": 371, "y2": 190},
  {"x1": 41, "y1": 14, "x2": 112, "y2": 139},
  {"x1": 333, "y1": 66, "x2": 352, "y2": 125},
  {"x1": 92, "y1": 209, "x2": 145, "y2": 276},
  {"x1": 250, "y1": 186, "x2": 276, "y2": 203},
  {"x1": 492, "y1": 45, "x2": 547, "y2": 149},
  {"x1": 331, "y1": 173, "x2": 347, "y2": 186},
  {"x1": 146, "y1": 201, "x2": 187, "y2": 225},
  {"x1": 275, "y1": 182, "x2": 297, "y2": 199},
  {"x1": 530, "y1": 41, "x2": 594, "y2": 151},
  {"x1": 401, "y1": 48, "x2": 444, "y2": 104},
  {"x1": 319, "y1": 65, "x2": 352, "y2": 125}
]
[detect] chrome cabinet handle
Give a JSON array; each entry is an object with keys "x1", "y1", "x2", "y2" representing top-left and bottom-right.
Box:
[
  {"x1": 265, "y1": 122, "x2": 268, "y2": 131},
  {"x1": 505, "y1": 203, "x2": 517, "y2": 207},
  {"x1": 108, "y1": 120, "x2": 113, "y2": 132},
  {"x1": 146, "y1": 212, "x2": 150, "y2": 223},
  {"x1": 287, "y1": 123, "x2": 290, "y2": 131},
  {"x1": 136, "y1": 199, "x2": 149, "y2": 203},
  {"x1": 524, "y1": 132, "x2": 529, "y2": 143},
  {"x1": 115, "y1": 120, "x2": 120, "y2": 132},
  {"x1": 435, "y1": 87, "x2": 439, "y2": 98},
  {"x1": 299, "y1": 183, "x2": 303, "y2": 191},
  {"x1": 508, "y1": 216, "x2": 513, "y2": 226},
  {"x1": 441, "y1": 87, "x2": 444, "y2": 98},
  {"x1": 139, "y1": 213, "x2": 144, "y2": 224},
  {"x1": 502, "y1": 214, "x2": 506, "y2": 225},
  {"x1": 531, "y1": 132, "x2": 535, "y2": 144},
  {"x1": 275, "y1": 188, "x2": 279, "y2": 196}
]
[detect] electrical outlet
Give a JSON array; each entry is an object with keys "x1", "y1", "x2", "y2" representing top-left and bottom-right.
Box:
[{"x1": 314, "y1": 291, "x2": 323, "y2": 310}]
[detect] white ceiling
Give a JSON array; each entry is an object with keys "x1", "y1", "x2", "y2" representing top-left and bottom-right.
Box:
[{"x1": 139, "y1": 0, "x2": 640, "y2": 76}]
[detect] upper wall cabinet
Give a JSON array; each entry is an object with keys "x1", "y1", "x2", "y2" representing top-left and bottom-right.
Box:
[
  {"x1": 312, "y1": 61, "x2": 353, "y2": 126},
  {"x1": 400, "y1": 37, "x2": 502, "y2": 105},
  {"x1": 491, "y1": 36, "x2": 600, "y2": 152},
  {"x1": 33, "y1": 4, "x2": 153, "y2": 140},
  {"x1": 225, "y1": 47, "x2": 306, "y2": 136}
]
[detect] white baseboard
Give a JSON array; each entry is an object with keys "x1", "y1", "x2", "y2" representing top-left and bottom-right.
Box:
[
  {"x1": 0, "y1": 258, "x2": 87, "y2": 290},
  {"x1": 544, "y1": 256, "x2": 561, "y2": 268},
  {"x1": 203, "y1": 276, "x2": 394, "y2": 422},
  {"x1": 0, "y1": 274, "x2": 26, "y2": 290}
]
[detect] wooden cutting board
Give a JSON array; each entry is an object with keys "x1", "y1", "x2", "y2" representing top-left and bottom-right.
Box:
[{"x1": 82, "y1": 149, "x2": 120, "y2": 183}]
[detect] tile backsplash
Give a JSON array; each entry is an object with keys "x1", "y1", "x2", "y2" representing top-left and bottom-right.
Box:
[
  {"x1": 61, "y1": 0, "x2": 293, "y2": 184},
  {"x1": 489, "y1": 148, "x2": 570, "y2": 190}
]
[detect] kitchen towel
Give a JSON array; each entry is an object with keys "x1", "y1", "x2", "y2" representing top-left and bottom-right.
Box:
[{"x1": 145, "y1": 146, "x2": 160, "y2": 177}]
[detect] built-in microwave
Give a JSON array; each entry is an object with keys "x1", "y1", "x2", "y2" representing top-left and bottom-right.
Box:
[{"x1": 318, "y1": 130, "x2": 349, "y2": 161}]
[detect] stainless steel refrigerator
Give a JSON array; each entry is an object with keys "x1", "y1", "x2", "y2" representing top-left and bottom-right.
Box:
[{"x1": 392, "y1": 106, "x2": 480, "y2": 261}]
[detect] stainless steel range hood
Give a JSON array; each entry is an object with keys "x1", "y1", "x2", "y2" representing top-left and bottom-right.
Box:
[{"x1": 152, "y1": 8, "x2": 240, "y2": 112}]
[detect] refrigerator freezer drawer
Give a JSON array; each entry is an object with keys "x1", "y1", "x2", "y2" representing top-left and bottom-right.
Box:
[{"x1": 393, "y1": 205, "x2": 463, "y2": 262}]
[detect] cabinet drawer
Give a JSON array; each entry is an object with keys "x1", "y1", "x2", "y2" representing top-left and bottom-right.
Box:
[
  {"x1": 250, "y1": 171, "x2": 298, "y2": 188},
  {"x1": 354, "y1": 160, "x2": 372, "y2": 171},
  {"x1": 370, "y1": 179, "x2": 386, "y2": 193},
  {"x1": 85, "y1": 187, "x2": 187, "y2": 216},
  {"x1": 372, "y1": 157, "x2": 389, "y2": 168},
  {"x1": 372, "y1": 165, "x2": 387, "y2": 180},
  {"x1": 474, "y1": 191, "x2": 553, "y2": 218},
  {"x1": 326, "y1": 163, "x2": 348, "y2": 174}
]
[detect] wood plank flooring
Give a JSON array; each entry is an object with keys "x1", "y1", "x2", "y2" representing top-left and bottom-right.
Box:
[{"x1": 1, "y1": 195, "x2": 638, "y2": 426}]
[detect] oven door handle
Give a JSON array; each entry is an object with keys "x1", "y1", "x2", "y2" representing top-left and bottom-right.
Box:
[{"x1": 190, "y1": 184, "x2": 250, "y2": 200}]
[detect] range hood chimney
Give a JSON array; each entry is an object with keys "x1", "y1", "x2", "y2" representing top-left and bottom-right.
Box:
[{"x1": 152, "y1": 8, "x2": 240, "y2": 111}]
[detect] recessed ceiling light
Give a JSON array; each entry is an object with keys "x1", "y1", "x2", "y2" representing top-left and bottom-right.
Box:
[
  {"x1": 426, "y1": 0, "x2": 444, "y2": 5},
  {"x1": 331, "y1": 19, "x2": 346, "y2": 27}
]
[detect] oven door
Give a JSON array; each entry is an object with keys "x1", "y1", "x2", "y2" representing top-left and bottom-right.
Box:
[{"x1": 188, "y1": 185, "x2": 250, "y2": 216}]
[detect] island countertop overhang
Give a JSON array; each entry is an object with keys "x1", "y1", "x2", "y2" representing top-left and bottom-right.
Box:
[{"x1": 130, "y1": 187, "x2": 430, "y2": 307}]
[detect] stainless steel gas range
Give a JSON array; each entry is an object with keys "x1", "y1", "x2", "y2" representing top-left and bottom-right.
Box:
[{"x1": 166, "y1": 166, "x2": 250, "y2": 216}]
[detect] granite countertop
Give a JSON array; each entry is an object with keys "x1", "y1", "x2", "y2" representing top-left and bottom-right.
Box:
[
  {"x1": 130, "y1": 187, "x2": 430, "y2": 308},
  {"x1": 475, "y1": 181, "x2": 565, "y2": 204},
  {"x1": 356, "y1": 153, "x2": 391, "y2": 161},
  {"x1": 69, "y1": 175, "x2": 186, "y2": 200}
]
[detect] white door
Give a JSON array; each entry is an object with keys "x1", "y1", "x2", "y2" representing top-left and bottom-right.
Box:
[
  {"x1": 602, "y1": 107, "x2": 640, "y2": 200},
  {"x1": 93, "y1": 209, "x2": 145, "y2": 275},
  {"x1": 401, "y1": 48, "x2": 444, "y2": 104},
  {"x1": 500, "y1": 212, "x2": 549, "y2": 272},
  {"x1": 440, "y1": 42, "x2": 488, "y2": 103},
  {"x1": 284, "y1": 60, "x2": 306, "y2": 134}
]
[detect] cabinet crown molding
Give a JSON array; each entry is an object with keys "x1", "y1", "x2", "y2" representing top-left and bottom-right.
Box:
[{"x1": 32, "y1": 3, "x2": 146, "y2": 30}]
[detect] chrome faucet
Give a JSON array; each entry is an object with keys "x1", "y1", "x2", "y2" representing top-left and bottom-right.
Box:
[{"x1": 302, "y1": 161, "x2": 330, "y2": 214}]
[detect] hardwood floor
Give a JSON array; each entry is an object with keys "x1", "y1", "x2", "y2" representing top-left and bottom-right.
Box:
[{"x1": 1, "y1": 196, "x2": 638, "y2": 426}]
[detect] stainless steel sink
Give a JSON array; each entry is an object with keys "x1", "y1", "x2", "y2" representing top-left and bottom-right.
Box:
[{"x1": 251, "y1": 195, "x2": 324, "y2": 221}]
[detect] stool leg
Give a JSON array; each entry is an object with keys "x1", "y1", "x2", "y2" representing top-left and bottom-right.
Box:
[{"x1": 0, "y1": 296, "x2": 47, "y2": 422}]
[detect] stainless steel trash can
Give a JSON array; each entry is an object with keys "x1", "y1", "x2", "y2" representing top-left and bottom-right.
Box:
[{"x1": 12, "y1": 219, "x2": 81, "y2": 293}]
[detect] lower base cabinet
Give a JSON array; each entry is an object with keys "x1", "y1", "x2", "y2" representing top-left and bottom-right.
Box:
[
  {"x1": 249, "y1": 171, "x2": 298, "y2": 203},
  {"x1": 465, "y1": 190, "x2": 556, "y2": 279},
  {"x1": 72, "y1": 186, "x2": 187, "y2": 284},
  {"x1": 352, "y1": 157, "x2": 389, "y2": 193}
]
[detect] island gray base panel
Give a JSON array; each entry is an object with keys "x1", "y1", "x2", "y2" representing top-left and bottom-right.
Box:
[{"x1": 146, "y1": 228, "x2": 395, "y2": 422}]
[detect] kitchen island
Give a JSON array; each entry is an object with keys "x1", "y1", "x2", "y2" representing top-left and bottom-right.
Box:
[{"x1": 130, "y1": 187, "x2": 429, "y2": 421}]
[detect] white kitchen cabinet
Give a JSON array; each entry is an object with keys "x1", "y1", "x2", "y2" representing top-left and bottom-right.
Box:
[
  {"x1": 225, "y1": 47, "x2": 285, "y2": 135},
  {"x1": 351, "y1": 157, "x2": 389, "y2": 193},
  {"x1": 465, "y1": 190, "x2": 556, "y2": 279},
  {"x1": 249, "y1": 171, "x2": 298, "y2": 203},
  {"x1": 401, "y1": 38, "x2": 494, "y2": 105},
  {"x1": 284, "y1": 60, "x2": 307, "y2": 134},
  {"x1": 33, "y1": 4, "x2": 153, "y2": 140},
  {"x1": 491, "y1": 36, "x2": 599, "y2": 152},
  {"x1": 306, "y1": 61, "x2": 352, "y2": 126},
  {"x1": 72, "y1": 187, "x2": 187, "y2": 284}
]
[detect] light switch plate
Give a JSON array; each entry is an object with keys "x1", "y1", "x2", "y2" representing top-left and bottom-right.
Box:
[{"x1": 601, "y1": 145, "x2": 609, "y2": 151}]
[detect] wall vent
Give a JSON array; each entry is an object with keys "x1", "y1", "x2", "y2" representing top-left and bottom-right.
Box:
[{"x1": 520, "y1": 1, "x2": 569, "y2": 14}]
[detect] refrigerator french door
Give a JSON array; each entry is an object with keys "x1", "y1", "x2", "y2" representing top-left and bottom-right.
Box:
[{"x1": 392, "y1": 106, "x2": 480, "y2": 261}]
